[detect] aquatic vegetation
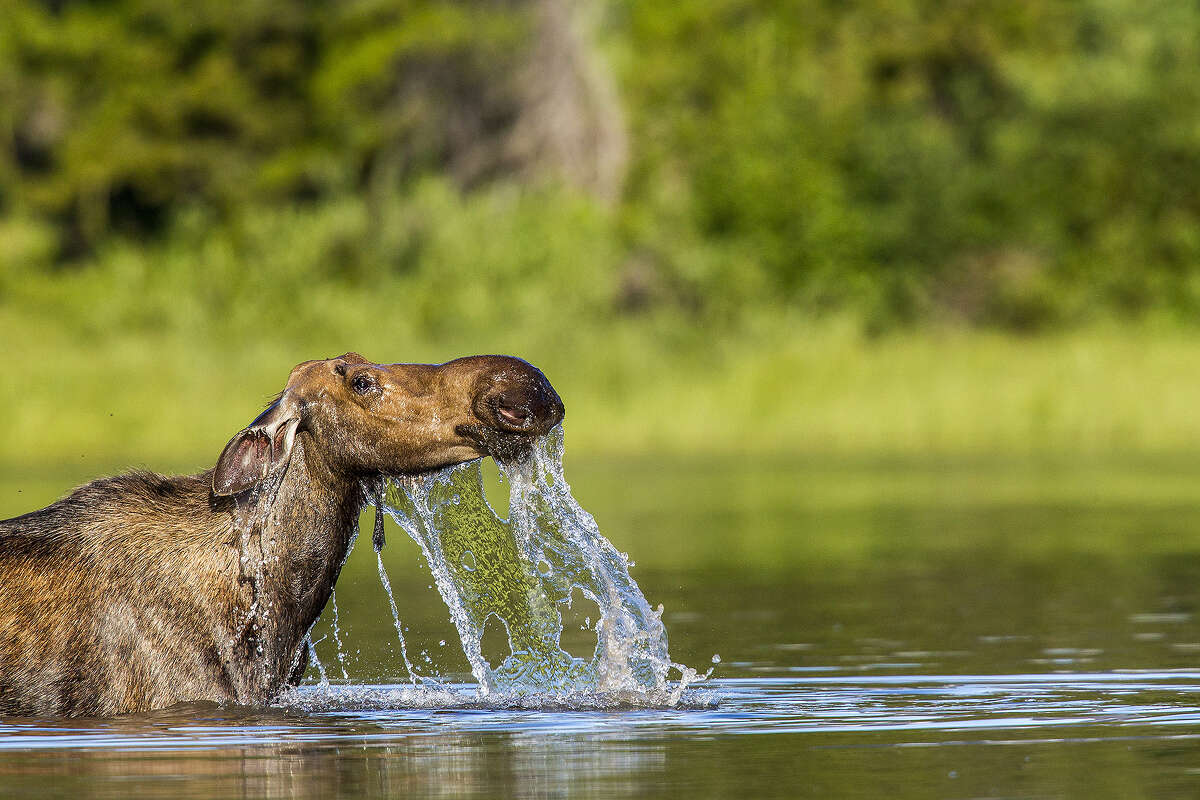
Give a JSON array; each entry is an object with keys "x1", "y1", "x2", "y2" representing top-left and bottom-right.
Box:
[{"x1": 374, "y1": 426, "x2": 709, "y2": 704}]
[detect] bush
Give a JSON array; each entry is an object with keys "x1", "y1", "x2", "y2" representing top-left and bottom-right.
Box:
[{"x1": 4, "y1": 0, "x2": 1200, "y2": 331}]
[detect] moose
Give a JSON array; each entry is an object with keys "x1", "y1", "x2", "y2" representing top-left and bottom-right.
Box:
[{"x1": 0, "y1": 353, "x2": 564, "y2": 717}]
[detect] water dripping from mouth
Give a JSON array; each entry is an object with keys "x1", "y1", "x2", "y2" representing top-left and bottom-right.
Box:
[
  {"x1": 329, "y1": 589, "x2": 349, "y2": 681},
  {"x1": 376, "y1": 551, "x2": 419, "y2": 685},
  {"x1": 377, "y1": 425, "x2": 711, "y2": 703}
]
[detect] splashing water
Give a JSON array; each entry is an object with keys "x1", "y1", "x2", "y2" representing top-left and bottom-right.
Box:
[
  {"x1": 375, "y1": 551, "x2": 419, "y2": 684},
  {"x1": 329, "y1": 589, "x2": 349, "y2": 681},
  {"x1": 379, "y1": 426, "x2": 708, "y2": 702},
  {"x1": 306, "y1": 635, "x2": 330, "y2": 687}
]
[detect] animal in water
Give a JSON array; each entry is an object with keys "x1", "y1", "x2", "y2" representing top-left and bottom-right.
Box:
[{"x1": 0, "y1": 353, "x2": 564, "y2": 717}]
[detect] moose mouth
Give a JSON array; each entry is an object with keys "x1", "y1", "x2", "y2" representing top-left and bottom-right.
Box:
[{"x1": 455, "y1": 423, "x2": 545, "y2": 464}]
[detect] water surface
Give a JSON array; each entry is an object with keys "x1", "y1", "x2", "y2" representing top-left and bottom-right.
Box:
[{"x1": 5, "y1": 456, "x2": 1200, "y2": 798}]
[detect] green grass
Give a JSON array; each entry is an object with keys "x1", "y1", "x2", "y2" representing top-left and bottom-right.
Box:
[
  {"x1": 4, "y1": 186, "x2": 1200, "y2": 477},
  {"x1": 6, "y1": 312, "x2": 1200, "y2": 475}
]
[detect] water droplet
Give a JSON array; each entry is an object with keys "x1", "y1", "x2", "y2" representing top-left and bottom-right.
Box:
[{"x1": 374, "y1": 427, "x2": 698, "y2": 698}]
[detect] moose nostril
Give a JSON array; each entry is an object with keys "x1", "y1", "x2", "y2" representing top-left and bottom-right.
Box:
[{"x1": 497, "y1": 404, "x2": 531, "y2": 427}]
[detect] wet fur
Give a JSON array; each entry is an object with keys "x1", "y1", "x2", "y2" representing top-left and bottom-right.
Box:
[{"x1": 0, "y1": 440, "x2": 361, "y2": 717}]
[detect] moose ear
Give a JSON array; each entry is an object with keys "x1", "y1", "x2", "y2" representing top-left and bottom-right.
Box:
[{"x1": 212, "y1": 401, "x2": 301, "y2": 496}]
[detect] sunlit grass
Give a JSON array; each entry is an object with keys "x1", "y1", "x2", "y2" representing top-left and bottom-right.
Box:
[
  {"x1": 592, "y1": 319, "x2": 1200, "y2": 457},
  {"x1": 4, "y1": 187, "x2": 1200, "y2": 478},
  {"x1": 3, "y1": 319, "x2": 1200, "y2": 463},
  {"x1": 5, "y1": 306, "x2": 1200, "y2": 472}
]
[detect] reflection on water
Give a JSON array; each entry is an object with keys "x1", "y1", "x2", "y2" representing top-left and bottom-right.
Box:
[
  {"x1": 7, "y1": 457, "x2": 1200, "y2": 797},
  {"x1": 8, "y1": 674, "x2": 1200, "y2": 799},
  {"x1": 0, "y1": 730, "x2": 670, "y2": 800}
]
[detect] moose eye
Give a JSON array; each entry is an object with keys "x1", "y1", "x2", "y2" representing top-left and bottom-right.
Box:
[{"x1": 350, "y1": 373, "x2": 377, "y2": 396}]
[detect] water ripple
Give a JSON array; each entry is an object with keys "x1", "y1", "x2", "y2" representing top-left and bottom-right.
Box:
[{"x1": 3, "y1": 672, "x2": 1200, "y2": 751}]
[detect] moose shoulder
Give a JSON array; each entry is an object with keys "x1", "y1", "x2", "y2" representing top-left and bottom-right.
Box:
[{"x1": 0, "y1": 353, "x2": 564, "y2": 717}]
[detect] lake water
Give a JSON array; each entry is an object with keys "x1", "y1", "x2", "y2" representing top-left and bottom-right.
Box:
[{"x1": 5, "y1": 455, "x2": 1200, "y2": 798}]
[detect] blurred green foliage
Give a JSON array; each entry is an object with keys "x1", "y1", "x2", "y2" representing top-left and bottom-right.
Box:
[
  {"x1": 0, "y1": 0, "x2": 526, "y2": 250},
  {"x1": 615, "y1": 0, "x2": 1200, "y2": 330},
  {"x1": 2, "y1": 0, "x2": 1199, "y2": 332}
]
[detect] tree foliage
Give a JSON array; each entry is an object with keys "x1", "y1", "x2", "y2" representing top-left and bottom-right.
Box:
[
  {"x1": 0, "y1": 0, "x2": 534, "y2": 252},
  {"x1": 616, "y1": 0, "x2": 1200, "y2": 328},
  {"x1": 2, "y1": 0, "x2": 1200, "y2": 330}
]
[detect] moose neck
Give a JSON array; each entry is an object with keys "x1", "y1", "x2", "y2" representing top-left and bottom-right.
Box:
[{"x1": 229, "y1": 434, "x2": 364, "y2": 699}]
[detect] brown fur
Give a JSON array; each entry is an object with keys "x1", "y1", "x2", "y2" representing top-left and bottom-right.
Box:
[{"x1": 0, "y1": 353, "x2": 563, "y2": 717}]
